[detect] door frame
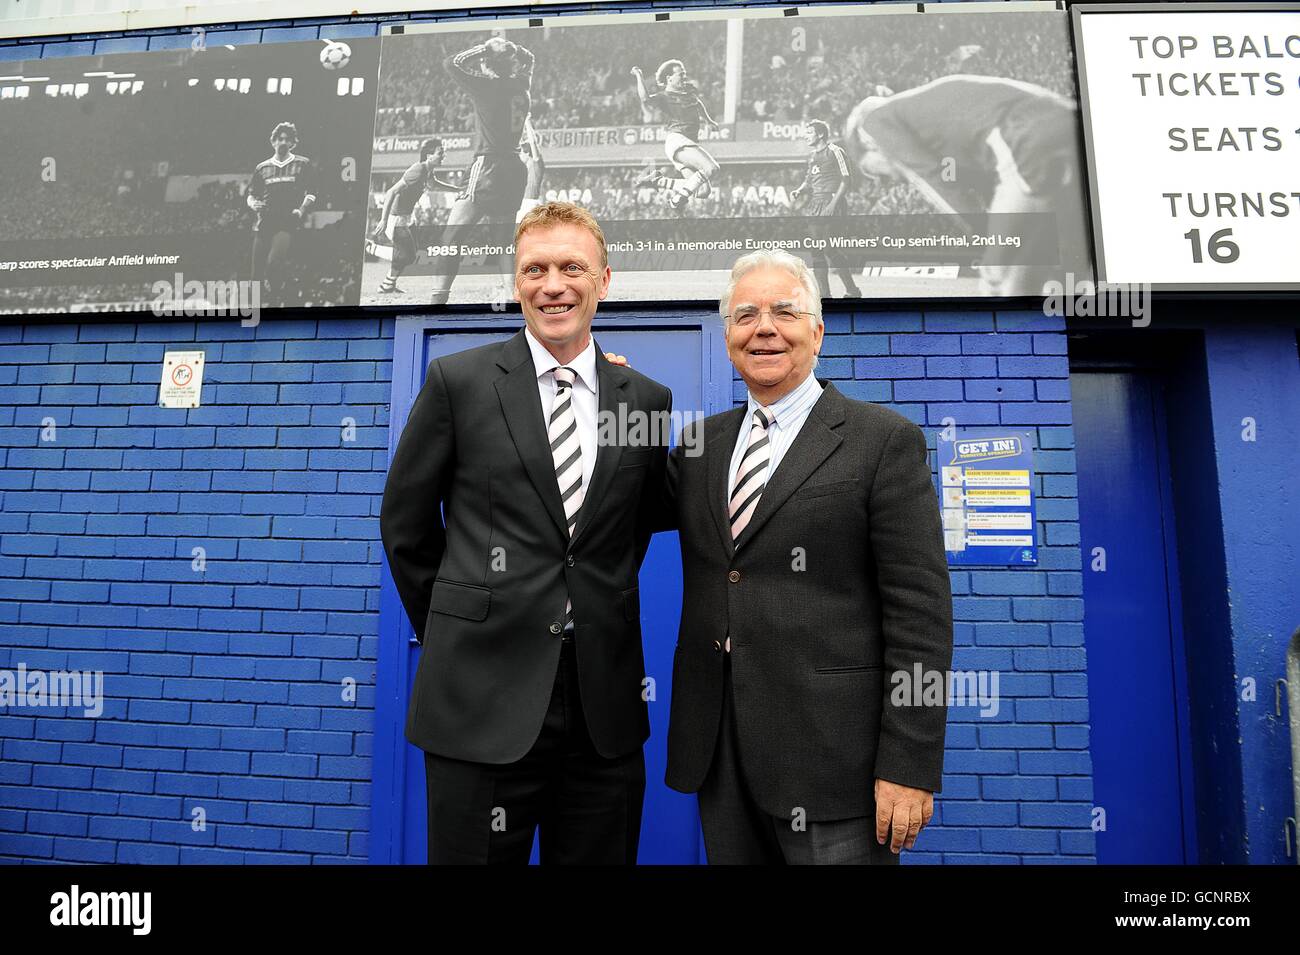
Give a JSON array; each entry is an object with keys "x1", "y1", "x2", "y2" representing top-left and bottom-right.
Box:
[
  {"x1": 369, "y1": 310, "x2": 735, "y2": 863},
  {"x1": 1070, "y1": 351, "x2": 1199, "y2": 864}
]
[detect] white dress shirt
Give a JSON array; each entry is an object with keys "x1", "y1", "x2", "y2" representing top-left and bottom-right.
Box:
[
  {"x1": 727, "y1": 372, "x2": 825, "y2": 500},
  {"x1": 524, "y1": 327, "x2": 598, "y2": 496}
]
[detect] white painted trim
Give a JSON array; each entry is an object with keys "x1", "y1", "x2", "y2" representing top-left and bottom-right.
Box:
[
  {"x1": 1, "y1": 0, "x2": 1060, "y2": 42},
  {"x1": 0, "y1": 0, "x2": 569, "y2": 41},
  {"x1": 387, "y1": 1, "x2": 1062, "y2": 35}
]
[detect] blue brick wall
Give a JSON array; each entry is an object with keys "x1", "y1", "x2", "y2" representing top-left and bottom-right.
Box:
[
  {"x1": 0, "y1": 0, "x2": 1094, "y2": 865},
  {"x1": 1, "y1": 308, "x2": 1091, "y2": 866},
  {"x1": 0, "y1": 318, "x2": 391, "y2": 863}
]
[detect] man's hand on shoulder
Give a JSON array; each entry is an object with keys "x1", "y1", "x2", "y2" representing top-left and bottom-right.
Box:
[
  {"x1": 604, "y1": 352, "x2": 629, "y2": 367},
  {"x1": 874, "y1": 777, "x2": 934, "y2": 854}
]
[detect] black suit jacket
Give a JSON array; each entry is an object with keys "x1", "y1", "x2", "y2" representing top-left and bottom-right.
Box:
[
  {"x1": 663, "y1": 380, "x2": 953, "y2": 820},
  {"x1": 380, "y1": 329, "x2": 671, "y2": 763}
]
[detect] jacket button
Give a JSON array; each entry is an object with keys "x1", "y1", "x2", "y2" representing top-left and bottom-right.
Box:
[
  {"x1": 549, "y1": 622, "x2": 562, "y2": 635},
  {"x1": 728, "y1": 570, "x2": 741, "y2": 583},
  {"x1": 566, "y1": 555, "x2": 575, "y2": 567},
  {"x1": 712, "y1": 640, "x2": 722, "y2": 653}
]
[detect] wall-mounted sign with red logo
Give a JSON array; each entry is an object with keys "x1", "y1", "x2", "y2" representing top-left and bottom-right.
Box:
[{"x1": 159, "y1": 350, "x2": 205, "y2": 409}]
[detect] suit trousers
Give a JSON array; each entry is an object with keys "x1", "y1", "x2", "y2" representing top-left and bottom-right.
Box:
[
  {"x1": 697, "y1": 654, "x2": 899, "y2": 865},
  {"x1": 423, "y1": 638, "x2": 646, "y2": 864}
]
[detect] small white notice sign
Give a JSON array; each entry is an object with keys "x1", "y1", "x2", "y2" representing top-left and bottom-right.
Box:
[{"x1": 159, "y1": 351, "x2": 204, "y2": 408}]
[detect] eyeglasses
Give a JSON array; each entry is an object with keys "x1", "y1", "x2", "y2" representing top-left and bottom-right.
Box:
[{"x1": 726, "y1": 306, "x2": 817, "y2": 327}]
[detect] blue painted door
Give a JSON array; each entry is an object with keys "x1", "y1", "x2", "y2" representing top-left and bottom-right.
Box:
[
  {"x1": 372, "y1": 315, "x2": 732, "y2": 864},
  {"x1": 1071, "y1": 371, "x2": 1195, "y2": 864}
]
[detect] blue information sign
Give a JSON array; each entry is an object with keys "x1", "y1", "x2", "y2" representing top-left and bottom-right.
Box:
[{"x1": 936, "y1": 429, "x2": 1038, "y2": 566}]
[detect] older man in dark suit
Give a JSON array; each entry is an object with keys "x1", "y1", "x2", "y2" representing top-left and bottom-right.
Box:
[{"x1": 661, "y1": 250, "x2": 953, "y2": 864}]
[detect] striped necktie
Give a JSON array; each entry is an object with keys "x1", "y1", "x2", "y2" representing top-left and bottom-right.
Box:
[
  {"x1": 550, "y1": 366, "x2": 583, "y2": 628},
  {"x1": 729, "y1": 407, "x2": 772, "y2": 542}
]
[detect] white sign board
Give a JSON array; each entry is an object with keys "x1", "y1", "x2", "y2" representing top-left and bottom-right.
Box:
[
  {"x1": 1074, "y1": 3, "x2": 1300, "y2": 290},
  {"x1": 159, "y1": 351, "x2": 204, "y2": 409}
]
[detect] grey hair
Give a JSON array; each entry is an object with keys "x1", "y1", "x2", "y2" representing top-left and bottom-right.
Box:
[{"x1": 719, "y1": 248, "x2": 823, "y2": 328}]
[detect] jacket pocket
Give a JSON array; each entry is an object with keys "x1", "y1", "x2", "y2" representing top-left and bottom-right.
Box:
[
  {"x1": 621, "y1": 586, "x2": 641, "y2": 623},
  {"x1": 787, "y1": 478, "x2": 860, "y2": 503},
  {"x1": 429, "y1": 578, "x2": 491, "y2": 622},
  {"x1": 814, "y1": 663, "x2": 883, "y2": 674},
  {"x1": 619, "y1": 448, "x2": 654, "y2": 469}
]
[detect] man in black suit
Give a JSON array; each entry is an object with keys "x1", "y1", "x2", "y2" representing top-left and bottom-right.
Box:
[
  {"x1": 380, "y1": 201, "x2": 671, "y2": 864},
  {"x1": 661, "y1": 249, "x2": 953, "y2": 864}
]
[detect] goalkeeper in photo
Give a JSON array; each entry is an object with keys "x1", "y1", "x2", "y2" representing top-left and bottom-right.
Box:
[
  {"x1": 369, "y1": 138, "x2": 460, "y2": 295},
  {"x1": 246, "y1": 121, "x2": 318, "y2": 307},
  {"x1": 792, "y1": 120, "x2": 863, "y2": 299}
]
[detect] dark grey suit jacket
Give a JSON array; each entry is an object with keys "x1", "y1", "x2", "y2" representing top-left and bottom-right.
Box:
[
  {"x1": 380, "y1": 329, "x2": 671, "y2": 764},
  {"x1": 663, "y1": 380, "x2": 953, "y2": 820}
]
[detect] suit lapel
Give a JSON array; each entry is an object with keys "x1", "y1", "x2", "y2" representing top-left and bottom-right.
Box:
[
  {"x1": 734, "y1": 380, "x2": 846, "y2": 550},
  {"x1": 494, "y1": 329, "x2": 569, "y2": 541},
  {"x1": 569, "y1": 344, "x2": 627, "y2": 549},
  {"x1": 707, "y1": 406, "x2": 747, "y2": 558}
]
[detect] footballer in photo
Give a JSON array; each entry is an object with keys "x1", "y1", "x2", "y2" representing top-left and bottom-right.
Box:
[{"x1": 0, "y1": 37, "x2": 381, "y2": 315}]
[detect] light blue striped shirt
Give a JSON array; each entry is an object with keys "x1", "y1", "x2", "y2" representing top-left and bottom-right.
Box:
[{"x1": 727, "y1": 373, "x2": 825, "y2": 500}]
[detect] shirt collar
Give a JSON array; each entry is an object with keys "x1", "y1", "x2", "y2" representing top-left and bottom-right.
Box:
[
  {"x1": 746, "y1": 372, "x2": 822, "y2": 429},
  {"x1": 524, "y1": 326, "x2": 597, "y2": 393}
]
